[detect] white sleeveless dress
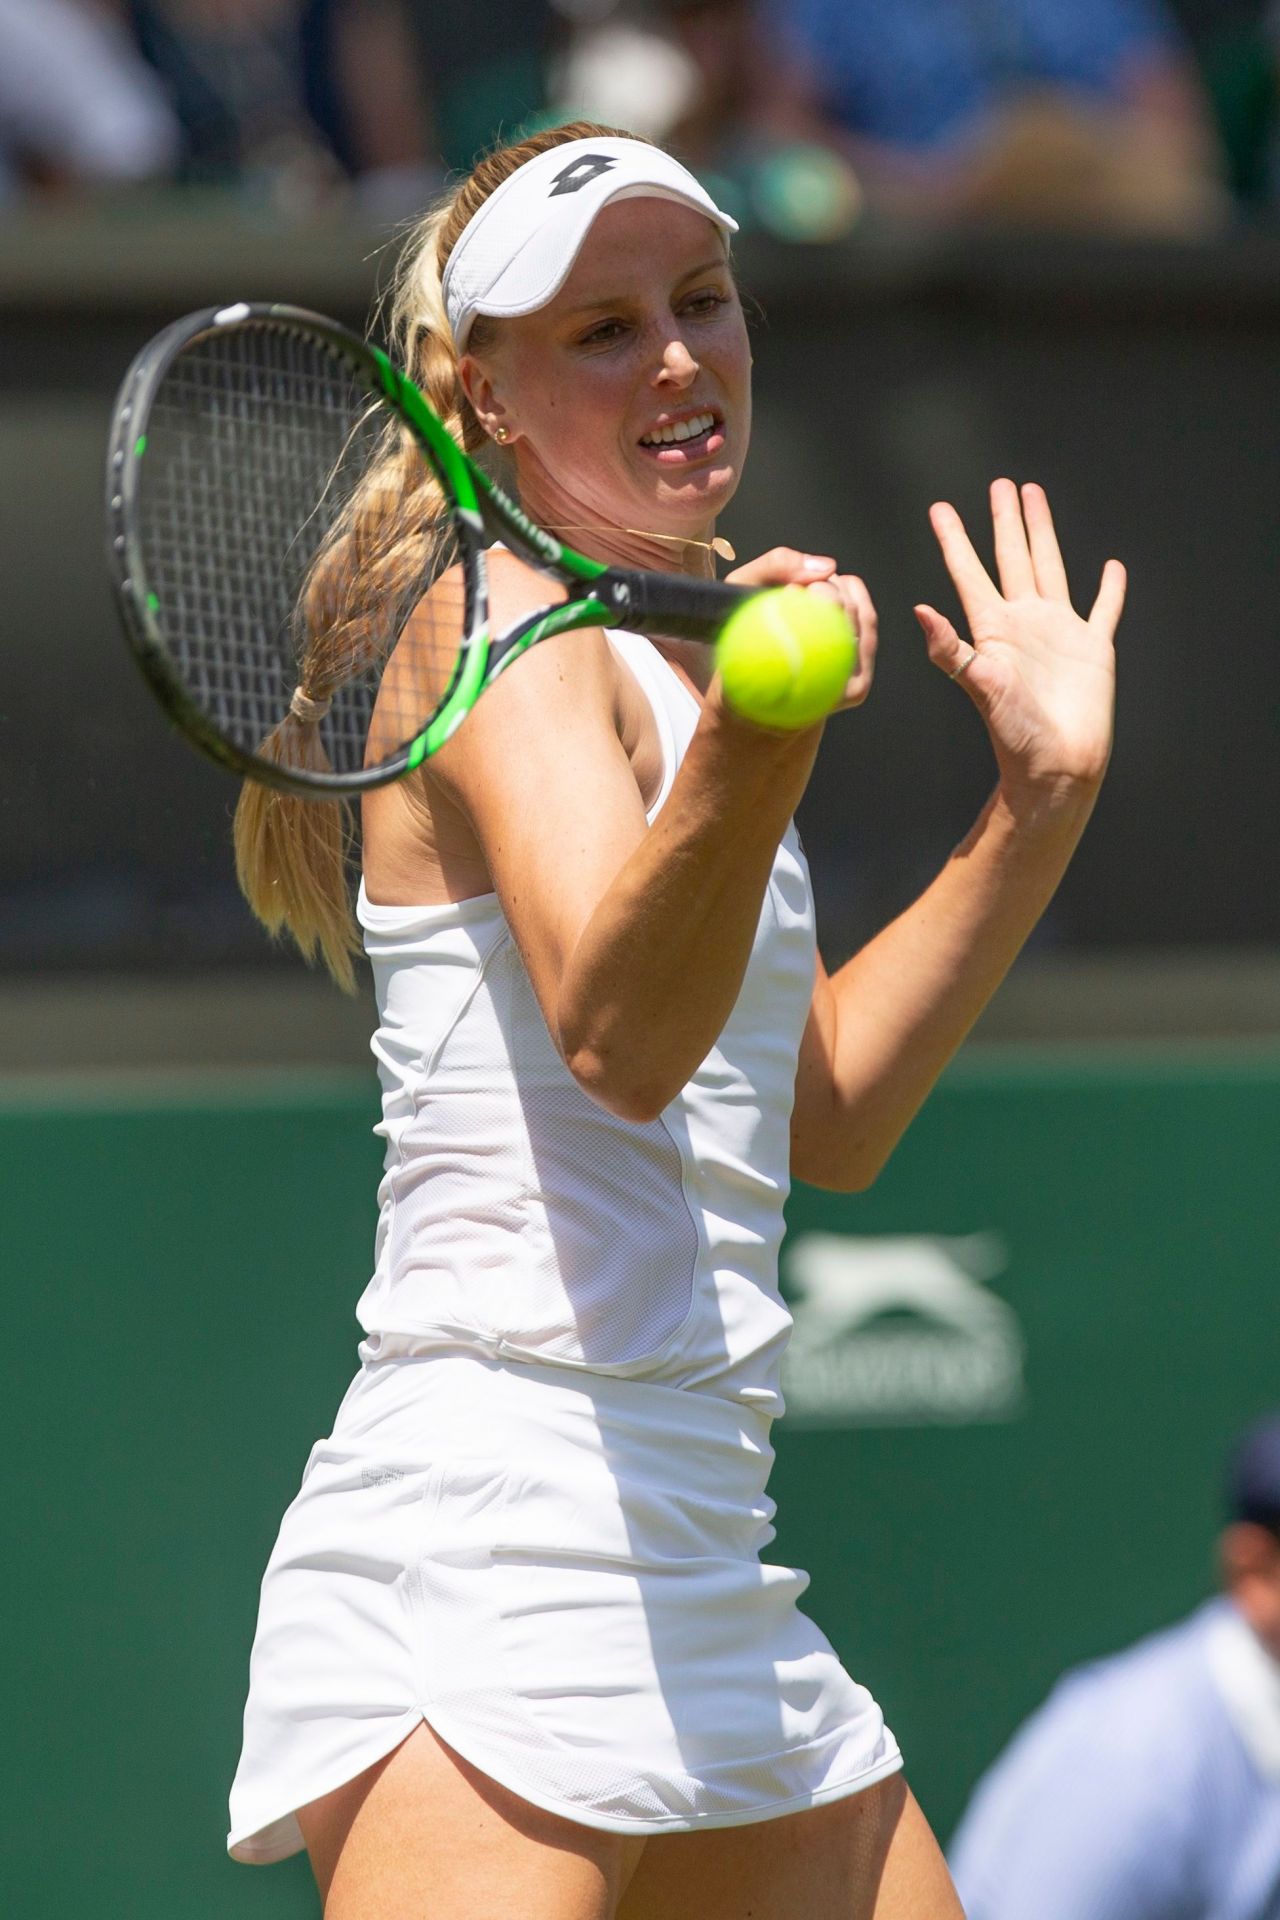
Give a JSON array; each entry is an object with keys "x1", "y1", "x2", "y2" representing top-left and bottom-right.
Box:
[{"x1": 227, "y1": 631, "x2": 901, "y2": 1864}]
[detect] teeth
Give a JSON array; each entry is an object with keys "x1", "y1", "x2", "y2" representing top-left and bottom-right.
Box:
[{"x1": 642, "y1": 411, "x2": 716, "y2": 447}]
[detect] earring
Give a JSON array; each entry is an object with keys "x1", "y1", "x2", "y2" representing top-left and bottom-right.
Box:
[{"x1": 494, "y1": 426, "x2": 511, "y2": 444}]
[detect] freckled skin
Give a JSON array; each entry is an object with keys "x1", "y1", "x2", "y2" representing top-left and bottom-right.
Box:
[{"x1": 460, "y1": 198, "x2": 752, "y2": 557}]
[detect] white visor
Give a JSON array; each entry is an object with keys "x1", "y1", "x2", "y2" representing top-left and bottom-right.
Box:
[{"x1": 442, "y1": 136, "x2": 739, "y2": 350}]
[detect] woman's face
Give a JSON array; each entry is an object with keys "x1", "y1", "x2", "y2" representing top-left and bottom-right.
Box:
[{"x1": 461, "y1": 198, "x2": 752, "y2": 543}]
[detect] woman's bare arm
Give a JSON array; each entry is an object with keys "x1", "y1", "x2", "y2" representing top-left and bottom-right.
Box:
[
  {"x1": 791, "y1": 785, "x2": 1095, "y2": 1190},
  {"x1": 428, "y1": 550, "x2": 848, "y2": 1122},
  {"x1": 791, "y1": 480, "x2": 1126, "y2": 1190}
]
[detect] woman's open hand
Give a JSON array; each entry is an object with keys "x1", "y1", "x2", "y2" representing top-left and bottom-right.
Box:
[
  {"x1": 726, "y1": 547, "x2": 877, "y2": 710},
  {"x1": 916, "y1": 481, "x2": 1125, "y2": 807}
]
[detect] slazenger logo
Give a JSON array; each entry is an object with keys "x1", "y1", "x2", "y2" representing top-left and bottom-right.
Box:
[
  {"x1": 780, "y1": 1232, "x2": 1025, "y2": 1426},
  {"x1": 549, "y1": 154, "x2": 618, "y2": 197}
]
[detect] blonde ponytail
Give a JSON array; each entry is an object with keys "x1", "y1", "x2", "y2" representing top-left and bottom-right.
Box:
[{"x1": 232, "y1": 120, "x2": 650, "y2": 991}]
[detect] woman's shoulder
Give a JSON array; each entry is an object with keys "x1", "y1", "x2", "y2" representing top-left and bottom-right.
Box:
[
  {"x1": 483, "y1": 550, "x2": 668, "y2": 811},
  {"x1": 486, "y1": 542, "x2": 561, "y2": 611}
]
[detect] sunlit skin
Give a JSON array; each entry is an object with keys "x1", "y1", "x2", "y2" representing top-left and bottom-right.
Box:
[
  {"x1": 458, "y1": 197, "x2": 875, "y2": 705},
  {"x1": 460, "y1": 198, "x2": 751, "y2": 576}
]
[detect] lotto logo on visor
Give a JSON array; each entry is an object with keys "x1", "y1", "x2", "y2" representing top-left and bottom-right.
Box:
[
  {"x1": 548, "y1": 155, "x2": 618, "y2": 197},
  {"x1": 442, "y1": 136, "x2": 738, "y2": 348}
]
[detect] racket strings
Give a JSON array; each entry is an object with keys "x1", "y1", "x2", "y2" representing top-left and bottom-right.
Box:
[
  {"x1": 298, "y1": 417, "x2": 452, "y2": 696},
  {"x1": 136, "y1": 324, "x2": 467, "y2": 780}
]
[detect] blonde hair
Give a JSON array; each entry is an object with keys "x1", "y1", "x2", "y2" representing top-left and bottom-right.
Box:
[{"x1": 233, "y1": 120, "x2": 651, "y2": 992}]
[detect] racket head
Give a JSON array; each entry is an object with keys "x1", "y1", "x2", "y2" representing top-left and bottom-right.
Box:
[{"x1": 106, "y1": 303, "x2": 492, "y2": 795}]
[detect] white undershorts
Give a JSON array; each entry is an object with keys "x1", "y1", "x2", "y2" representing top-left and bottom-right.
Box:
[{"x1": 228, "y1": 1348, "x2": 902, "y2": 1863}]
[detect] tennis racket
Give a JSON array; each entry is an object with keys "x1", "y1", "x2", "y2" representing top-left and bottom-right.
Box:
[{"x1": 106, "y1": 301, "x2": 753, "y2": 795}]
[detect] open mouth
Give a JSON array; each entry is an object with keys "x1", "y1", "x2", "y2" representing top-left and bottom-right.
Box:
[{"x1": 638, "y1": 409, "x2": 724, "y2": 460}]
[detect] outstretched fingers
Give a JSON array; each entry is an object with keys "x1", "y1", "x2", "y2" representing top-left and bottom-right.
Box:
[
  {"x1": 1021, "y1": 483, "x2": 1072, "y2": 602},
  {"x1": 915, "y1": 604, "x2": 980, "y2": 693},
  {"x1": 928, "y1": 502, "x2": 999, "y2": 627},
  {"x1": 990, "y1": 478, "x2": 1036, "y2": 599},
  {"x1": 1089, "y1": 558, "x2": 1128, "y2": 636}
]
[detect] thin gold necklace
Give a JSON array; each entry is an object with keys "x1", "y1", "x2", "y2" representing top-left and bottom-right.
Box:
[{"x1": 544, "y1": 526, "x2": 736, "y2": 563}]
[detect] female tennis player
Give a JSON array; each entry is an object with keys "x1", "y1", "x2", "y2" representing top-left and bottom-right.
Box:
[{"x1": 227, "y1": 123, "x2": 1125, "y2": 1917}]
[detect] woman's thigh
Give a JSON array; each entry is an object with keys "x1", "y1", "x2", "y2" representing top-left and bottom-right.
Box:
[
  {"x1": 296, "y1": 1721, "x2": 647, "y2": 1920},
  {"x1": 617, "y1": 1775, "x2": 965, "y2": 1920}
]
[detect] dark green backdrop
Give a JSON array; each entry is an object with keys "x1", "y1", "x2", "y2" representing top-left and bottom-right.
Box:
[{"x1": 4, "y1": 1050, "x2": 1277, "y2": 1918}]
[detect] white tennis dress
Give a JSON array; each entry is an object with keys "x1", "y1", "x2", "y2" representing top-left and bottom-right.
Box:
[{"x1": 227, "y1": 630, "x2": 901, "y2": 1864}]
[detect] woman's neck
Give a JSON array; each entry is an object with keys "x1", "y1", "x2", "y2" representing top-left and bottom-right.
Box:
[
  {"x1": 512, "y1": 461, "x2": 725, "y2": 694},
  {"x1": 514, "y1": 465, "x2": 721, "y2": 581}
]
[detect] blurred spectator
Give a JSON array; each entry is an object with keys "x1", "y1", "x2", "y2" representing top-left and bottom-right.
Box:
[
  {"x1": 1166, "y1": 0, "x2": 1280, "y2": 206},
  {"x1": 554, "y1": 2, "x2": 703, "y2": 147},
  {"x1": 323, "y1": 0, "x2": 440, "y2": 215},
  {"x1": 948, "y1": 1415, "x2": 1280, "y2": 1920},
  {"x1": 658, "y1": 0, "x2": 766, "y2": 162},
  {"x1": 0, "y1": 0, "x2": 178, "y2": 200},
  {"x1": 757, "y1": 0, "x2": 1231, "y2": 233},
  {"x1": 554, "y1": 0, "x2": 866, "y2": 240},
  {"x1": 127, "y1": 0, "x2": 436, "y2": 214},
  {"x1": 398, "y1": 0, "x2": 555, "y2": 178}
]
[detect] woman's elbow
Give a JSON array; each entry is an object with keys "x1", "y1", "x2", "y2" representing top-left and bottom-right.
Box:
[
  {"x1": 791, "y1": 1134, "x2": 888, "y2": 1194},
  {"x1": 562, "y1": 1041, "x2": 674, "y2": 1126},
  {"x1": 805, "y1": 1161, "x2": 882, "y2": 1195}
]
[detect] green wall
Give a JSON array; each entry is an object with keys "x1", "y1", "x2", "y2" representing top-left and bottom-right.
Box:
[{"x1": 3, "y1": 1052, "x2": 1277, "y2": 1917}]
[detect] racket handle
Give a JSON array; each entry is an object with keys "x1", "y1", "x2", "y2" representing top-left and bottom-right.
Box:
[{"x1": 595, "y1": 569, "x2": 751, "y2": 642}]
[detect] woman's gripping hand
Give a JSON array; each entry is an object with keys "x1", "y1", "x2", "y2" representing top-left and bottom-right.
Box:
[{"x1": 725, "y1": 547, "x2": 877, "y2": 712}]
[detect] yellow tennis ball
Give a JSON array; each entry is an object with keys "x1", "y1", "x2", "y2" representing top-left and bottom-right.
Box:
[{"x1": 716, "y1": 587, "x2": 858, "y2": 730}]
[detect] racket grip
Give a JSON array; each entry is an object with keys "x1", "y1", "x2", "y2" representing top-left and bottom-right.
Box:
[{"x1": 595, "y1": 569, "x2": 752, "y2": 642}]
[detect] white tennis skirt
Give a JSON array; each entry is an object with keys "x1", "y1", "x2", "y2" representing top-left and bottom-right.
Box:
[{"x1": 228, "y1": 1347, "x2": 901, "y2": 1863}]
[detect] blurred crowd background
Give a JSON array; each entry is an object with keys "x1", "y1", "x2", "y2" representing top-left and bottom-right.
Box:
[{"x1": 4, "y1": 0, "x2": 1279, "y2": 234}]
